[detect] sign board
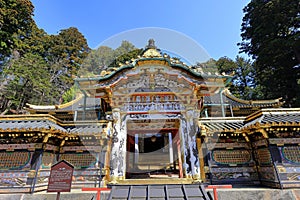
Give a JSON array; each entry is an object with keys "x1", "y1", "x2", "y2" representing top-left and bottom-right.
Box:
[{"x1": 47, "y1": 160, "x2": 74, "y2": 193}]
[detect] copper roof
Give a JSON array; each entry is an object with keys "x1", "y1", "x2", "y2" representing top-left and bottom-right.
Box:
[
  {"x1": 70, "y1": 125, "x2": 105, "y2": 134},
  {"x1": 243, "y1": 108, "x2": 300, "y2": 129},
  {"x1": 200, "y1": 117, "x2": 245, "y2": 132},
  {"x1": 0, "y1": 115, "x2": 67, "y2": 133},
  {"x1": 0, "y1": 115, "x2": 106, "y2": 135},
  {"x1": 204, "y1": 89, "x2": 283, "y2": 108}
]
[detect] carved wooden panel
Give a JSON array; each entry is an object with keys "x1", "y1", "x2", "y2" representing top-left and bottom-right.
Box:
[
  {"x1": 60, "y1": 153, "x2": 97, "y2": 169},
  {"x1": 212, "y1": 150, "x2": 251, "y2": 165},
  {"x1": 282, "y1": 146, "x2": 300, "y2": 164},
  {"x1": 0, "y1": 151, "x2": 31, "y2": 169},
  {"x1": 256, "y1": 148, "x2": 272, "y2": 165}
]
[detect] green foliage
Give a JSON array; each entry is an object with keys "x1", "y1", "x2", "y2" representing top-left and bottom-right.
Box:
[
  {"x1": 216, "y1": 56, "x2": 261, "y2": 100},
  {"x1": 15, "y1": 23, "x2": 49, "y2": 57},
  {"x1": 2, "y1": 53, "x2": 52, "y2": 112},
  {"x1": 108, "y1": 48, "x2": 143, "y2": 69},
  {"x1": 80, "y1": 46, "x2": 114, "y2": 76},
  {"x1": 233, "y1": 56, "x2": 260, "y2": 99},
  {"x1": 114, "y1": 40, "x2": 136, "y2": 56},
  {"x1": 80, "y1": 40, "x2": 142, "y2": 76},
  {"x1": 0, "y1": 1, "x2": 90, "y2": 114},
  {"x1": 216, "y1": 57, "x2": 237, "y2": 75},
  {"x1": 46, "y1": 27, "x2": 90, "y2": 94},
  {"x1": 0, "y1": 0, "x2": 34, "y2": 59},
  {"x1": 192, "y1": 58, "x2": 219, "y2": 74},
  {"x1": 0, "y1": 6, "x2": 90, "y2": 114},
  {"x1": 62, "y1": 85, "x2": 79, "y2": 103},
  {"x1": 49, "y1": 27, "x2": 90, "y2": 75},
  {"x1": 239, "y1": 0, "x2": 300, "y2": 107}
]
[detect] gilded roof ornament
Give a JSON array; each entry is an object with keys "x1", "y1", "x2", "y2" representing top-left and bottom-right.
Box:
[
  {"x1": 142, "y1": 49, "x2": 162, "y2": 58},
  {"x1": 142, "y1": 39, "x2": 162, "y2": 58},
  {"x1": 146, "y1": 39, "x2": 156, "y2": 49}
]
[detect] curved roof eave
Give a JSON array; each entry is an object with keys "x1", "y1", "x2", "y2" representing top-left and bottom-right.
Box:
[
  {"x1": 25, "y1": 94, "x2": 84, "y2": 111},
  {"x1": 224, "y1": 89, "x2": 284, "y2": 107}
]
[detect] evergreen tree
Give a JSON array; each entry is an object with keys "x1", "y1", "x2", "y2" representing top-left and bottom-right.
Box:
[
  {"x1": 216, "y1": 56, "x2": 261, "y2": 100},
  {"x1": 80, "y1": 40, "x2": 141, "y2": 76},
  {"x1": 239, "y1": 0, "x2": 300, "y2": 106},
  {"x1": 0, "y1": 0, "x2": 34, "y2": 60},
  {"x1": 2, "y1": 53, "x2": 52, "y2": 114},
  {"x1": 80, "y1": 46, "x2": 115, "y2": 76},
  {"x1": 46, "y1": 27, "x2": 90, "y2": 97}
]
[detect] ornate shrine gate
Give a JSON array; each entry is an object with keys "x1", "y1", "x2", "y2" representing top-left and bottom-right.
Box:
[
  {"x1": 75, "y1": 41, "x2": 228, "y2": 183},
  {"x1": 108, "y1": 70, "x2": 203, "y2": 182}
]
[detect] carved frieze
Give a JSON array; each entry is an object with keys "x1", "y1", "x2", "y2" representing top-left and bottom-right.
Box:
[
  {"x1": 122, "y1": 102, "x2": 185, "y2": 112},
  {"x1": 112, "y1": 69, "x2": 194, "y2": 95}
]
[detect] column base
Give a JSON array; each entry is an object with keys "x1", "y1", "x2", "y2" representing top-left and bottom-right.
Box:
[
  {"x1": 192, "y1": 174, "x2": 201, "y2": 180},
  {"x1": 109, "y1": 175, "x2": 126, "y2": 184},
  {"x1": 186, "y1": 174, "x2": 192, "y2": 179}
]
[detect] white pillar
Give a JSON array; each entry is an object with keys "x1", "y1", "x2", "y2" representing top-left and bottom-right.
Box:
[
  {"x1": 186, "y1": 109, "x2": 201, "y2": 180},
  {"x1": 179, "y1": 117, "x2": 188, "y2": 177},
  {"x1": 110, "y1": 108, "x2": 127, "y2": 181},
  {"x1": 134, "y1": 134, "x2": 139, "y2": 164},
  {"x1": 168, "y1": 132, "x2": 174, "y2": 164}
]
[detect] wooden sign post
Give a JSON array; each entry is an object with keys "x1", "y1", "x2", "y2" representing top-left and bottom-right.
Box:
[{"x1": 47, "y1": 160, "x2": 74, "y2": 200}]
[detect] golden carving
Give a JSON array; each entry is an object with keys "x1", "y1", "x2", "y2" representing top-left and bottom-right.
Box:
[{"x1": 142, "y1": 48, "x2": 162, "y2": 57}]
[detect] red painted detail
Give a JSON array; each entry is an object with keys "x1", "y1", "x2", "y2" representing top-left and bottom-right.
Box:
[
  {"x1": 82, "y1": 188, "x2": 111, "y2": 200},
  {"x1": 206, "y1": 185, "x2": 232, "y2": 200}
]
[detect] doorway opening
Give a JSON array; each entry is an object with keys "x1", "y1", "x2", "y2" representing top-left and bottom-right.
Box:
[{"x1": 126, "y1": 130, "x2": 181, "y2": 179}]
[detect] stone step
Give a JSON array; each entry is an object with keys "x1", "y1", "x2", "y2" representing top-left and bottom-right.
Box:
[{"x1": 113, "y1": 178, "x2": 193, "y2": 185}]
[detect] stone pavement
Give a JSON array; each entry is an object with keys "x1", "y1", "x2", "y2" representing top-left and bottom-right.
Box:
[
  {"x1": 0, "y1": 188, "x2": 299, "y2": 200},
  {"x1": 0, "y1": 189, "x2": 110, "y2": 200},
  {"x1": 212, "y1": 188, "x2": 300, "y2": 200}
]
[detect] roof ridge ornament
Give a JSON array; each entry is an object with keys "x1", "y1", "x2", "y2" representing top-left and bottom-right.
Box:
[
  {"x1": 142, "y1": 39, "x2": 162, "y2": 58},
  {"x1": 146, "y1": 38, "x2": 156, "y2": 49}
]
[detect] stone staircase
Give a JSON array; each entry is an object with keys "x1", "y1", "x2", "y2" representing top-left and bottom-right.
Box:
[{"x1": 107, "y1": 184, "x2": 212, "y2": 200}]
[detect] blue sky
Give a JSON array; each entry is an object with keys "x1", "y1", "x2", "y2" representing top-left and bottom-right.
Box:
[{"x1": 31, "y1": 0, "x2": 250, "y2": 64}]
